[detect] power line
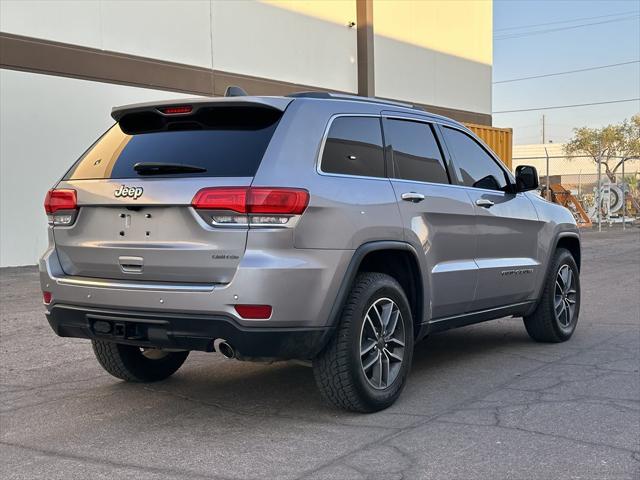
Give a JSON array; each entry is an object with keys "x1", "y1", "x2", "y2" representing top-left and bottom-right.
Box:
[
  {"x1": 493, "y1": 98, "x2": 640, "y2": 114},
  {"x1": 493, "y1": 60, "x2": 640, "y2": 84},
  {"x1": 494, "y1": 10, "x2": 639, "y2": 32},
  {"x1": 495, "y1": 15, "x2": 639, "y2": 40}
]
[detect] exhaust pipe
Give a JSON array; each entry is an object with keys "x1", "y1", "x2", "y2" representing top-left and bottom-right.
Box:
[{"x1": 217, "y1": 340, "x2": 235, "y2": 359}]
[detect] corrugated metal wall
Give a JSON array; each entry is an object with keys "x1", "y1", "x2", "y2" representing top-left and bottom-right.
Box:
[{"x1": 465, "y1": 123, "x2": 513, "y2": 170}]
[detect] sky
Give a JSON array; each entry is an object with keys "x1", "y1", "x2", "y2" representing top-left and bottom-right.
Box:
[{"x1": 492, "y1": 0, "x2": 640, "y2": 145}]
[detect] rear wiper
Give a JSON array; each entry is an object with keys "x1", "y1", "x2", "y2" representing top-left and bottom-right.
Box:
[{"x1": 133, "y1": 162, "x2": 207, "y2": 175}]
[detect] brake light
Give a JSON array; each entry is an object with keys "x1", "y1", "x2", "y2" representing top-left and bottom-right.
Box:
[
  {"x1": 234, "y1": 304, "x2": 272, "y2": 319},
  {"x1": 159, "y1": 105, "x2": 192, "y2": 115},
  {"x1": 248, "y1": 188, "x2": 309, "y2": 215},
  {"x1": 45, "y1": 189, "x2": 78, "y2": 226},
  {"x1": 44, "y1": 189, "x2": 77, "y2": 214},
  {"x1": 192, "y1": 187, "x2": 248, "y2": 213},
  {"x1": 42, "y1": 291, "x2": 52, "y2": 304},
  {"x1": 192, "y1": 187, "x2": 309, "y2": 215}
]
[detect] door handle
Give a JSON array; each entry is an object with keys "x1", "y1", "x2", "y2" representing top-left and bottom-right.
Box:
[
  {"x1": 401, "y1": 192, "x2": 425, "y2": 203},
  {"x1": 476, "y1": 199, "x2": 495, "y2": 208}
]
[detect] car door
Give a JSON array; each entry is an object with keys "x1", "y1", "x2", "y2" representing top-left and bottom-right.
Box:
[
  {"x1": 382, "y1": 115, "x2": 478, "y2": 320},
  {"x1": 438, "y1": 125, "x2": 543, "y2": 311}
]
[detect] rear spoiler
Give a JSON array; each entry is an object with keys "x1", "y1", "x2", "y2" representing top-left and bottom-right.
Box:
[{"x1": 111, "y1": 96, "x2": 293, "y2": 122}]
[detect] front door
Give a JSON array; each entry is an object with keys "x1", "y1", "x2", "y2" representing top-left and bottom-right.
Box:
[{"x1": 439, "y1": 125, "x2": 543, "y2": 311}]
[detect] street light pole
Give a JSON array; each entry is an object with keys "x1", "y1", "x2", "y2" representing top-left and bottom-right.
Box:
[{"x1": 597, "y1": 149, "x2": 602, "y2": 232}]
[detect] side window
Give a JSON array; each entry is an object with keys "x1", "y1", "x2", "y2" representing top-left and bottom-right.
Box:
[
  {"x1": 441, "y1": 127, "x2": 508, "y2": 191},
  {"x1": 320, "y1": 117, "x2": 385, "y2": 178},
  {"x1": 383, "y1": 118, "x2": 449, "y2": 184}
]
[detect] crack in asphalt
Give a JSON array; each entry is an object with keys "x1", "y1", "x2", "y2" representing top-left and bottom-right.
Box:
[{"x1": 0, "y1": 440, "x2": 237, "y2": 480}]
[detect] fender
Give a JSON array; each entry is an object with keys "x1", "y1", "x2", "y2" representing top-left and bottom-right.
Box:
[
  {"x1": 325, "y1": 241, "x2": 428, "y2": 336},
  {"x1": 524, "y1": 230, "x2": 581, "y2": 316}
]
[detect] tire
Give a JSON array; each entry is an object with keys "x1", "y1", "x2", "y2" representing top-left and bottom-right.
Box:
[
  {"x1": 524, "y1": 248, "x2": 580, "y2": 343},
  {"x1": 313, "y1": 272, "x2": 414, "y2": 412},
  {"x1": 92, "y1": 340, "x2": 189, "y2": 382}
]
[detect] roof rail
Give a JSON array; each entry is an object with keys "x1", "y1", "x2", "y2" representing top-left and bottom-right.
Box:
[{"x1": 287, "y1": 91, "x2": 423, "y2": 111}]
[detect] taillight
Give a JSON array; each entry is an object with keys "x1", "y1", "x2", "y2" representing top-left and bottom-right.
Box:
[
  {"x1": 192, "y1": 187, "x2": 309, "y2": 227},
  {"x1": 192, "y1": 187, "x2": 249, "y2": 213},
  {"x1": 44, "y1": 189, "x2": 76, "y2": 213},
  {"x1": 44, "y1": 189, "x2": 78, "y2": 226},
  {"x1": 248, "y1": 188, "x2": 309, "y2": 215},
  {"x1": 234, "y1": 304, "x2": 272, "y2": 319}
]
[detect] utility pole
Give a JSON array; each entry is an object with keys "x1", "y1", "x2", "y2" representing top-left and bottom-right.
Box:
[
  {"x1": 541, "y1": 114, "x2": 546, "y2": 144},
  {"x1": 356, "y1": 0, "x2": 375, "y2": 97}
]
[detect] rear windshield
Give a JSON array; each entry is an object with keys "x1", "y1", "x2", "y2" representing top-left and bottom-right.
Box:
[{"x1": 64, "y1": 106, "x2": 282, "y2": 180}]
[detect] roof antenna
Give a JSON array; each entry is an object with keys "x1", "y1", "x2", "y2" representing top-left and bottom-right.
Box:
[{"x1": 225, "y1": 86, "x2": 248, "y2": 97}]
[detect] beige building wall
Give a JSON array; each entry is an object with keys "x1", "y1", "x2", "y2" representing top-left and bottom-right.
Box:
[{"x1": 374, "y1": 0, "x2": 492, "y2": 115}]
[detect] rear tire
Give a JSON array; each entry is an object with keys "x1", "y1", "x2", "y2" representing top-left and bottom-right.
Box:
[
  {"x1": 313, "y1": 273, "x2": 414, "y2": 412},
  {"x1": 92, "y1": 340, "x2": 189, "y2": 382},
  {"x1": 524, "y1": 248, "x2": 580, "y2": 343}
]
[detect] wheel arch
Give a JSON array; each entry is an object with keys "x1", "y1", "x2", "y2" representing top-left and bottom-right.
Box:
[
  {"x1": 525, "y1": 231, "x2": 581, "y2": 317},
  {"x1": 327, "y1": 241, "x2": 427, "y2": 339},
  {"x1": 556, "y1": 234, "x2": 581, "y2": 271}
]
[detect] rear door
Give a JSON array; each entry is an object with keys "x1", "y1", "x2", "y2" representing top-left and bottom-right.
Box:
[
  {"x1": 439, "y1": 125, "x2": 543, "y2": 310},
  {"x1": 52, "y1": 103, "x2": 284, "y2": 284},
  {"x1": 382, "y1": 115, "x2": 478, "y2": 319}
]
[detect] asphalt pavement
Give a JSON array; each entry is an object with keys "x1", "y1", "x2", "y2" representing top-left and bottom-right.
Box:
[{"x1": 1, "y1": 228, "x2": 639, "y2": 479}]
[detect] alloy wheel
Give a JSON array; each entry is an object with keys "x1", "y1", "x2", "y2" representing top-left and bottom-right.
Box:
[
  {"x1": 359, "y1": 297, "x2": 406, "y2": 390},
  {"x1": 554, "y1": 264, "x2": 577, "y2": 327}
]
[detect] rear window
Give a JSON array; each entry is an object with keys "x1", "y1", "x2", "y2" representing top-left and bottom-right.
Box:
[
  {"x1": 320, "y1": 116, "x2": 385, "y2": 178},
  {"x1": 64, "y1": 106, "x2": 282, "y2": 180}
]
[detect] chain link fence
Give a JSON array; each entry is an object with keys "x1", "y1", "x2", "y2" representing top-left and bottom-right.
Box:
[{"x1": 512, "y1": 154, "x2": 640, "y2": 230}]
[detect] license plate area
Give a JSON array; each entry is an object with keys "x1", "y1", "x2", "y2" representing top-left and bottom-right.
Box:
[{"x1": 117, "y1": 209, "x2": 155, "y2": 240}]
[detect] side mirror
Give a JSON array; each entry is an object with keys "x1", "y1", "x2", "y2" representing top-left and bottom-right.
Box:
[{"x1": 515, "y1": 165, "x2": 539, "y2": 192}]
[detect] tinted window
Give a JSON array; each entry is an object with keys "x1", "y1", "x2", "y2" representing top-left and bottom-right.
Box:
[
  {"x1": 321, "y1": 117, "x2": 384, "y2": 178},
  {"x1": 442, "y1": 127, "x2": 508, "y2": 191},
  {"x1": 384, "y1": 119, "x2": 449, "y2": 184},
  {"x1": 64, "y1": 107, "x2": 281, "y2": 179}
]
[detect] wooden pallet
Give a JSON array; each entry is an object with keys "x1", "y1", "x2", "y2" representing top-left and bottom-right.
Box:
[{"x1": 549, "y1": 183, "x2": 593, "y2": 228}]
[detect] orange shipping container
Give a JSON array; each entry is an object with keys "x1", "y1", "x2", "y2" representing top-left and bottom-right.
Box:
[{"x1": 464, "y1": 123, "x2": 513, "y2": 170}]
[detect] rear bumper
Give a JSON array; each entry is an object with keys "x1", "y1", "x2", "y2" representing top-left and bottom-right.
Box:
[
  {"x1": 46, "y1": 304, "x2": 334, "y2": 359},
  {"x1": 40, "y1": 244, "x2": 352, "y2": 329}
]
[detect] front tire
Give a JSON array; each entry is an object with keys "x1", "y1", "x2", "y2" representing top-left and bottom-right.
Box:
[
  {"x1": 524, "y1": 248, "x2": 580, "y2": 342},
  {"x1": 92, "y1": 340, "x2": 189, "y2": 382},
  {"x1": 313, "y1": 273, "x2": 414, "y2": 412}
]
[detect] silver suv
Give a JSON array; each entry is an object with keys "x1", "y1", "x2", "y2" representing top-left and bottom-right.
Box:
[{"x1": 40, "y1": 92, "x2": 581, "y2": 412}]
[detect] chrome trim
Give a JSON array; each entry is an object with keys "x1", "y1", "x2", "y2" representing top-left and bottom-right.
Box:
[
  {"x1": 476, "y1": 199, "x2": 495, "y2": 208},
  {"x1": 390, "y1": 176, "x2": 526, "y2": 196},
  {"x1": 401, "y1": 192, "x2": 425, "y2": 202},
  {"x1": 55, "y1": 276, "x2": 217, "y2": 292},
  {"x1": 432, "y1": 260, "x2": 479, "y2": 274},
  {"x1": 474, "y1": 257, "x2": 539, "y2": 269}
]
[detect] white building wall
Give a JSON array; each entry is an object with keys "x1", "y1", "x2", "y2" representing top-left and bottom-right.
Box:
[
  {"x1": 0, "y1": 70, "x2": 193, "y2": 266},
  {"x1": 373, "y1": 0, "x2": 492, "y2": 114},
  {"x1": 210, "y1": 1, "x2": 358, "y2": 93}
]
